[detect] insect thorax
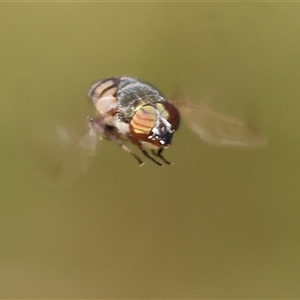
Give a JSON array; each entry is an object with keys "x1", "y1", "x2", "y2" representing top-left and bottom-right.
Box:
[{"x1": 117, "y1": 77, "x2": 166, "y2": 122}]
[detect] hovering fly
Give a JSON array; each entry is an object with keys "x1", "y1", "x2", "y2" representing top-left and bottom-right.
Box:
[{"x1": 83, "y1": 76, "x2": 266, "y2": 166}]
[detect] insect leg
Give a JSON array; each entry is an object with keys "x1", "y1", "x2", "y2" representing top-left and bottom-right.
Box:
[
  {"x1": 140, "y1": 148, "x2": 163, "y2": 166},
  {"x1": 151, "y1": 148, "x2": 172, "y2": 165},
  {"x1": 128, "y1": 135, "x2": 163, "y2": 166},
  {"x1": 87, "y1": 117, "x2": 144, "y2": 166}
]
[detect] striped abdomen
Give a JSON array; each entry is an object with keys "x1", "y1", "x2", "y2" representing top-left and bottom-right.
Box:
[{"x1": 88, "y1": 77, "x2": 120, "y2": 114}]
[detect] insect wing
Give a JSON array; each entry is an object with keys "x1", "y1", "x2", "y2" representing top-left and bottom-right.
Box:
[
  {"x1": 53, "y1": 123, "x2": 99, "y2": 186},
  {"x1": 179, "y1": 101, "x2": 267, "y2": 148},
  {"x1": 76, "y1": 119, "x2": 98, "y2": 160}
]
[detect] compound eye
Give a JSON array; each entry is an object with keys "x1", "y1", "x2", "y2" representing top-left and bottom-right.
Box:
[{"x1": 130, "y1": 105, "x2": 157, "y2": 136}]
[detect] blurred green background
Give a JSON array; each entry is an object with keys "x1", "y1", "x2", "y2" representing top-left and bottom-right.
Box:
[{"x1": 1, "y1": 2, "x2": 300, "y2": 298}]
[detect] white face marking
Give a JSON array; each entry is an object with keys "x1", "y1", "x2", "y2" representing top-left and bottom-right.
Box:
[{"x1": 148, "y1": 108, "x2": 174, "y2": 143}]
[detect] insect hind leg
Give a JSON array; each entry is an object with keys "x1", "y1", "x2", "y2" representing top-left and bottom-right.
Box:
[{"x1": 87, "y1": 117, "x2": 144, "y2": 166}]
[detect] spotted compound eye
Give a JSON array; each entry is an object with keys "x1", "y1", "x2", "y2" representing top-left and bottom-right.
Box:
[{"x1": 129, "y1": 101, "x2": 180, "y2": 147}]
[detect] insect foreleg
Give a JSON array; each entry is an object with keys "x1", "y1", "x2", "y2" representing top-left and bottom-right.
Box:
[
  {"x1": 140, "y1": 148, "x2": 163, "y2": 166},
  {"x1": 151, "y1": 148, "x2": 172, "y2": 165}
]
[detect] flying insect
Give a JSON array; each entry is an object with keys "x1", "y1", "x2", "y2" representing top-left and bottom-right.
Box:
[{"x1": 85, "y1": 76, "x2": 266, "y2": 166}]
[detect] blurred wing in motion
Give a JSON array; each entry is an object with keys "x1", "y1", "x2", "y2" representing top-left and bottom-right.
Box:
[
  {"x1": 178, "y1": 101, "x2": 267, "y2": 148},
  {"x1": 53, "y1": 122, "x2": 98, "y2": 185},
  {"x1": 26, "y1": 119, "x2": 100, "y2": 188}
]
